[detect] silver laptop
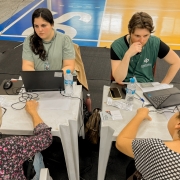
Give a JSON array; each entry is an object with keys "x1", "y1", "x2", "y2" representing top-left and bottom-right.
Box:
[
  {"x1": 143, "y1": 87, "x2": 180, "y2": 109},
  {"x1": 20, "y1": 70, "x2": 64, "y2": 92}
]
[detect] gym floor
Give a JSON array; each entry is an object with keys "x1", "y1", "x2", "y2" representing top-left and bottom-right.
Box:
[{"x1": 0, "y1": 0, "x2": 180, "y2": 49}]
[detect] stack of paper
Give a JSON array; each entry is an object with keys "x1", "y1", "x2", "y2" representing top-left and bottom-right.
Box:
[{"x1": 137, "y1": 82, "x2": 173, "y2": 92}]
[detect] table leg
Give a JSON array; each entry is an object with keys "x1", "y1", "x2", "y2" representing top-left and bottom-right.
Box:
[
  {"x1": 59, "y1": 120, "x2": 79, "y2": 180},
  {"x1": 98, "y1": 126, "x2": 114, "y2": 180}
]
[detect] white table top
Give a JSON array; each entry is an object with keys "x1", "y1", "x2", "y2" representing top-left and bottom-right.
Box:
[
  {"x1": 101, "y1": 85, "x2": 172, "y2": 140},
  {"x1": 0, "y1": 85, "x2": 82, "y2": 136}
]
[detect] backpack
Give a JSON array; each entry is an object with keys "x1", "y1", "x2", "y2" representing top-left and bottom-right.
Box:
[{"x1": 85, "y1": 108, "x2": 101, "y2": 144}]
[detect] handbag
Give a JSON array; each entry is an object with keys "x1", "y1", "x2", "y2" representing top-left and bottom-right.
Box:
[
  {"x1": 126, "y1": 160, "x2": 142, "y2": 180},
  {"x1": 85, "y1": 108, "x2": 101, "y2": 144},
  {"x1": 23, "y1": 156, "x2": 36, "y2": 180},
  {"x1": 127, "y1": 170, "x2": 142, "y2": 180},
  {"x1": 23, "y1": 152, "x2": 45, "y2": 180}
]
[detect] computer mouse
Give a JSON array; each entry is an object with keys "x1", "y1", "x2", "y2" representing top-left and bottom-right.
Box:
[{"x1": 3, "y1": 80, "x2": 13, "y2": 90}]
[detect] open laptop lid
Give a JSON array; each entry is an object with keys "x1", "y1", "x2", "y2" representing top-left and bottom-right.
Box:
[
  {"x1": 20, "y1": 70, "x2": 64, "y2": 92},
  {"x1": 143, "y1": 87, "x2": 180, "y2": 109}
]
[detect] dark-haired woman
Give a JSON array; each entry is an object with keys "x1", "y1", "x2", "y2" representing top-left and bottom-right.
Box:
[
  {"x1": 22, "y1": 8, "x2": 75, "y2": 74},
  {"x1": 116, "y1": 107, "x2": 180, "y2": 179}
]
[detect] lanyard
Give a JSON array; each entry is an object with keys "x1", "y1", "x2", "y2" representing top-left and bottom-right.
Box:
[
  {"x1": 43, "y1": 32, "x2": 57, "y2": 70},
  {"x1": 44, "y1": 42, "x2": 53, "y2": 70}
]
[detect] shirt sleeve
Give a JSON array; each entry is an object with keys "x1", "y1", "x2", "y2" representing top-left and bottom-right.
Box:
[
  {"x1": 62, "y1": 35, "x2": 75, "y2": 60},
  {"x1": 1, "y1": 123, "x2": 52, "y2": 163},
  {"x1": 158, "y1": 40, "x2": 170, "y2": 59},
  {"x1": 110, "y1": 47, "x2": 121, "y2": 60},
  {"x1": 22, "y1": 36, "x2": 34, "y2": 62}
]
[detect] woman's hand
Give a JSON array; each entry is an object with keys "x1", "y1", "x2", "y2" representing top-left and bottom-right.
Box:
[
  {"x1": 137, "y1": 107, "x2": 152, "y2": 121},
  {"x1": 126, "y1": 42, "x2": 142, "y2": 57},
  {"x1": 25, "y1": 100, "x2": 38, "y2": 116}
]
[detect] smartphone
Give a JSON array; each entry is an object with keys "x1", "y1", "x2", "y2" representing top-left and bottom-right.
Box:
[{"x1": 109, "y1": 87, "x2": 122, "y2": 100}]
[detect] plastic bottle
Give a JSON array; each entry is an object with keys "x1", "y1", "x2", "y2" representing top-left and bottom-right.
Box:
[
  {"x1": 86, "y1": 94, "x2": 92, "y2": 112},
  {"x1": 125, "y1": 77, "x2": 136, "y2": 110},
  {"x1": 64, "y1": 69, "x2": 73, "y2": 96}
]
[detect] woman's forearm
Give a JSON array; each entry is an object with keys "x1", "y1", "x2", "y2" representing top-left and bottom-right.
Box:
[
  {"x1": 113, "y1": 52, "x2": 131, "y2": 83},
  {"x1": 161, "y1": 64, "x2": 180, "y2": 84},
  {"x1": 30, "y1": 111, "x2": 44, "y2": 127},
  {"x1": 118, "y1": 113, "x2": 144, "y2": 139}
]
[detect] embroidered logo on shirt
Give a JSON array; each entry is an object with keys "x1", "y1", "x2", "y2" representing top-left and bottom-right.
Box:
[
  {"x1": 144, "y1": 58, "x2": 149, "y2": 63},
  {"x1": 141, "y1": 58, "x2": 151, "y2": 68}
]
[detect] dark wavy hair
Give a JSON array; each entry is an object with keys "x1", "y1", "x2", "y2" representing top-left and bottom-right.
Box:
[
  {"x1": 128, "y1": 12, "x2": 155, "y2": 34},
  {"x1": 30, "y1": 8, "x2": 54, "y2": 61}
]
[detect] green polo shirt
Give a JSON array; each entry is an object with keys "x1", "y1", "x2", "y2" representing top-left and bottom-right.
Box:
[
  {"x1": 22, "y1": 30, "x2": 75, "y2": 71},
  {"x1": 111, "y1": 35, "x2": 160, "y2": 82}
]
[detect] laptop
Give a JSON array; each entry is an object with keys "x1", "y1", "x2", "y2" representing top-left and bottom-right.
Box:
[
  {"x1": 143, "y1": 87, "x2": 180, "y2": 109},
  {"x1": 20, "y1": 70, "x2": 64, "y2": 92}
]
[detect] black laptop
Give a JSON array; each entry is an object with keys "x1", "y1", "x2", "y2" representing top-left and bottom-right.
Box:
[
  {"x1": 143, "y1": 87, "x2": 180, "y2": 109},
  {"x1": 20, "y1": 70, "x2": 64, "y2": 92}
]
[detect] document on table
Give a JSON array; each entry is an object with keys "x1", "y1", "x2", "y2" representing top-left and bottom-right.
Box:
[
  {"x1": 160, "y1": 106, "x2": 178, "y2": 120},
  {"x1": 38, "y1": 91, "x2": 71, "y2": 110},
  {"x1": 137, "y1": 82, "x2": 173, "y2": 92},
  {"x1": 100, "y1": 110, "x2": 123, "y2": 121}
]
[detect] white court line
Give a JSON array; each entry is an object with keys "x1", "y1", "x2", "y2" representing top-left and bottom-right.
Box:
[
  {"x1": 1, "y1": 35, "x2": 180, "y2": 47},
  {"x1": 1, "y1": 0, "x2": 44, "y2": 34},
  {"x1": 106, "y1": 6, "x2": 180, "y2": 12},
  {"x1": 1, "y1": 34, "x2": 180, "y2": 46},
  {"x1": 97, "y1": 0, "x2": 108, "y2": 47}
]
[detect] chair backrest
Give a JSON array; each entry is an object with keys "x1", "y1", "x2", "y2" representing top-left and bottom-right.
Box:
[
  {"x1": 73, "y1": 43, "x2": 89, "y2": 90},
  {"x1": 39, "y1": 168, "x2": 52, "y2": 180}
]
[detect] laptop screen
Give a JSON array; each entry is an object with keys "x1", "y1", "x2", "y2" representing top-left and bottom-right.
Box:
[{"x1": 20, "y1": 70, "x2": 64, "y2": 92}]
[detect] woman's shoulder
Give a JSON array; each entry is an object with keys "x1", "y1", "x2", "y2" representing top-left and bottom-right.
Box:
[
  {"x1": 55, "y1": 31, "x2": 73, "y2": 44},
  {"x1": 23, "y1": 33, "x2": 33, "y2": 43},
  {"x1": 148, "y1": 35, "x2": 160, "y2": 45},
  {"x1": 133, "y1": 138, "x2": 163, "y2": 149},
  {"x1": 56, "y1": 31, "x2": 71, "y2": 39},
  {"x1": 163, "y1": 141, "x2": 180, "y2": 154}
]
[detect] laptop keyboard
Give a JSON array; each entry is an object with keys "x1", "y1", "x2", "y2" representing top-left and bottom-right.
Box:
[{"x1": 150, "y1": 95, "x2": 170, "y2": 107}]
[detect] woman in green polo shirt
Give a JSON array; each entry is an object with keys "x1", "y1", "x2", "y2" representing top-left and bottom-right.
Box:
[
  {"x1": 111, "y1": 12, "x2": 180, "y2": 84},
  {"x1": 22, "y1": 8, "x2": 75, "y2": 74}
]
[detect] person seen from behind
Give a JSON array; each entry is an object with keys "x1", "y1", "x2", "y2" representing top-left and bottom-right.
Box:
[
  {"x1": 116, "y1": 107, "x2": 180, "y2": 179},
  {"x1": 0, "y1": 100, "x2": 52, "y2": 179}
]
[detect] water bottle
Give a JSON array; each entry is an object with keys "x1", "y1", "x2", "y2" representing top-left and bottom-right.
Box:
[
  {"x1": 64, "y1": 69, "x2": 73, "y2": 96},
  {"x1": 85, "y1": 94, "x2": 92, "y2": 112},
  {"x1": 125, "y1": 77, "x2": 136, "y2": 110}
]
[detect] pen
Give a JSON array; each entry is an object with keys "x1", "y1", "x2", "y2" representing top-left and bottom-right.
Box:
[{"x1": 135, "y1": 92, "x2": 144, "y2": 102}]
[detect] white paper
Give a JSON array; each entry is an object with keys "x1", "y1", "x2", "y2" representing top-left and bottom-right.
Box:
[
  {"x1": 100, "y1": 111, "x2": 112, "y2": 121},
  {"x1": 38, "y1": 91, "x2": 71, "y2": 110},
  {"x1": 106, "y1": 97, "x2": 133, "y2": 111},
  {"x1": 160, "y1": 106, "x2": 178, "y2": 120},
  {"x1": 137, "y1": 82, "x2": 173, "y2": 92},
  {"x1": 110, "y1": 110, "x2": 123, "y2": 120}
]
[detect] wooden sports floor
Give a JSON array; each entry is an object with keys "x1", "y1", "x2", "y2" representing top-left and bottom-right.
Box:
[
  {"x1": 0, "y1": 0, "x2": 180, "y2": 50},
  {"x1": 99, "y1": 0, "x2": 180, "y2": 50}
]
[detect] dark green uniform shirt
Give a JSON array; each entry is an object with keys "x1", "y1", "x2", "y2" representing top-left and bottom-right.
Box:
[{"x1": 111, "y1": 35, "x2": 160, "y2": 82}]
